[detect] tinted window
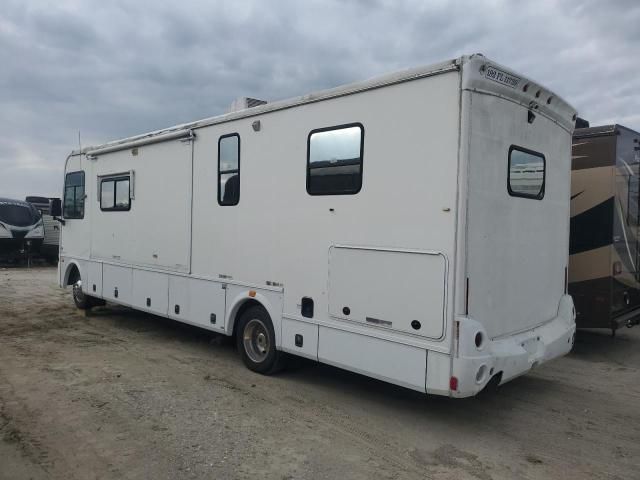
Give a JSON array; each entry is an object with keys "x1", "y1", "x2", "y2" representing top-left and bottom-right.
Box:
[
  {"x1": 218, "y1": 134, "x2": 240, "y2": 206},
  {"x1": 307, "y1": 124, "x2": 363, "y2": 195},
  {"x1": 508, "y1": 146, "x2": 545, "y2": 199},
  {"x1": 100, "y1": 176, "x2": 130, "y2": 211},
  {"x1": 63, "y1": 171, "x2": 85, "y2": 219}
]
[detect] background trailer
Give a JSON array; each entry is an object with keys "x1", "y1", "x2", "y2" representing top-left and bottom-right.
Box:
[
  {"x1": 56, "y1": 54, "x2": 577, "y2": 397},
  {"x1": 569, "y1": 124, "x2": 640, "y2": 333}
]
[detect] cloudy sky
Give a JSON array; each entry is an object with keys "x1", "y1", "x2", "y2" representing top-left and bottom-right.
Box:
[{"x1": 1, "y1": 0, "x2": 639, "y2": 199}]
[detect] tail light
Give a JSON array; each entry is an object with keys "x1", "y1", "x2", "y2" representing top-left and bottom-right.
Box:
[{"x1": 449, "y1": 376, "x2": 458, "y2": 391}]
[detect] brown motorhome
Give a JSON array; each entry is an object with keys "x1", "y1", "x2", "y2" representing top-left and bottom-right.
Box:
[{"x1": 569, "y1": 124, "x2": 640, "y2": 334}]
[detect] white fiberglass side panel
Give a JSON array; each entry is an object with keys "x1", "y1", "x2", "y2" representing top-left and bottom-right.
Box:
[
  {"x1": 281, "y1": 317, "x2": 319, "y2": 360},
  {"x1": 328, "y1": 246, "x2": 446, "y2": 339},
  {"x1": 91, "y1": 139, "x2": 192, "y2": 272},
  {"x1": 190, "y1": 70, "x2": 461, "y2": 352},
  {"x1": 188, "y1": 278, "x2": 226, "y2": 331},
  {"x1": 102, "y1": 264, "x2": 133, "y2": 305},
  {"x1": 168, "y1": 276, "x2": 226, "y2": 332},
  {"x1": 318, "y1": 326, "x2": 426, "y2": 392},
  {"x1": 132, "y1": 269, "x2": 169, "y2": 316},
  {"x1": 465, "y1": 91, "x2": 573, "y2": 339},
  {"x1": 87, "y1": 261, "x2": 103, "y2": 297}
]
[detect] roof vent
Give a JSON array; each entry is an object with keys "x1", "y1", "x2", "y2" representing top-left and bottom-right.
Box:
[{"x1": 226, "y1": 97, "x2": 268, "y2": 113}]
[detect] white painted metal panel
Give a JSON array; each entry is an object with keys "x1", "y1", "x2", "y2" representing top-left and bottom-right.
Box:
[
  {"x1": 168, "y1": 275, "x2": 190, "y2": 321},
  {"x1": 318, "y1": 326, "x2": 426, "y2": 392},
  {"x1": 90, "y1": 139, "x2": 192, "y2": 272},
  {"x1": 132, "y1": 269, "x2": 169, "y2": 316},
  {"x1": 224, "y1": 284, "x2": 284, "y2": 345},
  {"x1": 281, "y1": 317, "x2": 318, "y2": 360},
  {"x1": 102, "y1": 264, "x2": 133, "y2": 305},
  {"x1": 169, "y1": 276, "x2": 229, "y2": 332},
  {"x1": 87, "y1": 261, "x2": 103, "y2": 297},
  {"x1": 464, "y1": 91, "x2": 572, "y2": 338},
  {"x1": 328, "y1": 246, "x2": 446, "y2": 339},
  {"x1": 185, "y1": 278, "x2": 226, "y2": 330},
  {"x1": 426, "y1": 350, "x2": 451, "y2": 396},
  {"x1": 190, "y1": 71, "x2": 461, "y2": 354}
]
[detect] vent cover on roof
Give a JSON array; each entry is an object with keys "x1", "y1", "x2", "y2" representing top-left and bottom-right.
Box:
[{"x1": 226, "y1": 97, "x2": 268, "y2": 113}]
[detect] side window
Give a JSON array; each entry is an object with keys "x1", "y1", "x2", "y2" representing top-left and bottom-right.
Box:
[
  {"x1": 100, "y1": 176, "x2": 131, "y2": 211},
  {"x1": 63, "y1": 171, "x2": 85, "y2": 219},
  {"x1": 508, "y1": 146, "x2": 545, "y2": 200},
  {"x1": 307, "y1": 123, "x2": 364, "y2": 195},
  {"x1": 218, "y1": 134, "x2": 240, "y2": 206}
]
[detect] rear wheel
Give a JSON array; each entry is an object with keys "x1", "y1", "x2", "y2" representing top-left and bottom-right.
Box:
[{"x1": 236, "y1": 306, "x2": 285, "y2": 374}]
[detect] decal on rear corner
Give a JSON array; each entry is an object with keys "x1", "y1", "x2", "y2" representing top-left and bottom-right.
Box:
[{"x1": 484, "y1": 65, "x2": 520, "y2": 89}]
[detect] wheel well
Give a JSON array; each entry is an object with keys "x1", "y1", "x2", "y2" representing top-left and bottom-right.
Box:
[
  {"x1": 231, "y1": 299, "x2": 265, "y2": 340},
  {"x1": 66, "y1": 264, "x2": 80, "y2": 286}
]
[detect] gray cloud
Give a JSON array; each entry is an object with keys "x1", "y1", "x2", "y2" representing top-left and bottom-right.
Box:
[{"x1": 1, "y1": 0, "x2": 639, "y2": 199}]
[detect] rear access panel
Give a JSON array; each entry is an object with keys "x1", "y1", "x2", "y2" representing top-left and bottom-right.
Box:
[{"x1": 328, "y1": 246, "x2": 446, "y2": 339}]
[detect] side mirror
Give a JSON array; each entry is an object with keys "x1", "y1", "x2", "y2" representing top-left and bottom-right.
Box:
[{"x1": 50, "y1": 198, "x2": 62, "y2": 217}]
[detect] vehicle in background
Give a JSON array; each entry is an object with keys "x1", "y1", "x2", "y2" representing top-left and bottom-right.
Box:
[
  {"x1": 0, "y1": 198, "x2": 44, "y2": 260},
  {"x1": 26, "y1": 196, "x2": 61, "y2": 262},
  {"x1": 569, "y1": 124, "x2": 640, "y2": 334},
  {"x1": 56, "y1": 54, "x2": 577, "y2": 398}
]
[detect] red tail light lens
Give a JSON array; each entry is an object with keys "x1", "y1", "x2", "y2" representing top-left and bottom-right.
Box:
[{"x1": 449, "y1": 376, "x2": 458, "y2": 391}]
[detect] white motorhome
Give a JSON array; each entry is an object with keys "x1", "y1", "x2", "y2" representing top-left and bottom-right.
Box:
[{"x1": 56, "y1": 54, "x2": 577, "y2": 397}]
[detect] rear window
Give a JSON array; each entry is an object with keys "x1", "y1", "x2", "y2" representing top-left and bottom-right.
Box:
[{"x1": 508, "y1": 146, "x2": 545, "y2": 199}]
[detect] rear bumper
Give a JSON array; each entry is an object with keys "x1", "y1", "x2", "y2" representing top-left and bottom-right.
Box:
[
  {"x1": 612, "y1": 308, "x2": 640, "y2": 330},
  {"x1": 451, "y1": 295, "x2": 576, "y2": 398}
]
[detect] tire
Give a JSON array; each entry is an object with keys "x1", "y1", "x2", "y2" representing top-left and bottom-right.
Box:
[
  {"x1": 236, "y1": 306, "x2": 285, "y2": 374},
  {"x1": 71, "y1": 280, "x2": 105, "y2": 309}
]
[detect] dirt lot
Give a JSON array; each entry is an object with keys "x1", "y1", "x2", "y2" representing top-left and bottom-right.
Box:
[{"x1": 1, "y1": 267, "x2": 639, "y2": 480}]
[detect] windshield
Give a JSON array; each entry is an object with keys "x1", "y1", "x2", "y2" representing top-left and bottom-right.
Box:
[{"x1": 0, "y1": 201, "x2": 41, "y2": 227}]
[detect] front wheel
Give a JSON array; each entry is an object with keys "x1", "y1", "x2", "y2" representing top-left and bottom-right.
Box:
[
  {"x1": 236, "y1": 306, "x2": 285, "y2": 374},
  {"x1": 72, "y1": 280, "x2": 105, "y2": 309},
  {"x1": 72, "y1": 280, "x2": 92, "y2": 309}
]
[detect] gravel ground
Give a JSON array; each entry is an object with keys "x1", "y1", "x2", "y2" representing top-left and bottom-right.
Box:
[{"x1": 1, "y1": 267, "x2": 639, "y2": 480}]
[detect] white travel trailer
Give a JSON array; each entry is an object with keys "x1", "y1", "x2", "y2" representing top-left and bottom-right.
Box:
[
  {"x1": 0, "y1": 198, "x2": 45, "y2": 258},
  {"x1": 56, "y1": 54, "x2": 577, "y2": 397}
]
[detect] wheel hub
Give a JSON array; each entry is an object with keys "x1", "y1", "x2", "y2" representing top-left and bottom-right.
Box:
[{"x1": 243, "y1": 319, "x2": 270, "y2": 363}]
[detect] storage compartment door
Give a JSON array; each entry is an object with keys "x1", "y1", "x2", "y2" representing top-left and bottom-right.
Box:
[
  {"x1": 169, "y1": 275, "x2": 190, "y2": 321},
  {"x1": 168, "y1": 276, "x2": 226, "y2": 331},
  {"x1": 87, "y1": 261, "x2": 103, "y2": 297},
  {"x1": 132, "y1": 269, "x2": 169, "y2": 316},
  {"x1": 103, "y1": 264, "x2": 133, "y2": 305},
  {"x1": 328, "y1": 246, "x2": 446, "y2": 339},
  {"x1": 189, "y1": 278, "x2": 226, "y2": 331}
]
